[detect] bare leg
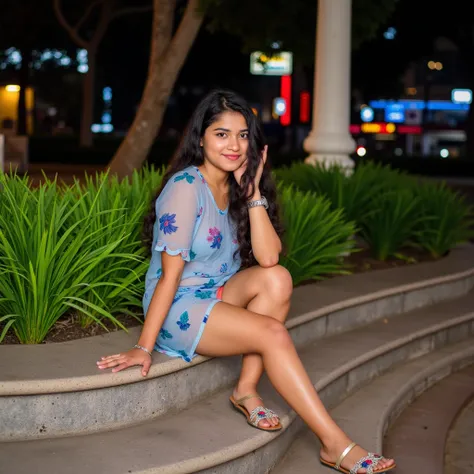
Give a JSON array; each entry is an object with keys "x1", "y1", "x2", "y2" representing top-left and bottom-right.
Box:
[
  {"x1": 221, "y1": 265, "x2": 292, "y2": 427},
  {"x1": 196, "y1": 302, "x2": 395, "y2": 473}
]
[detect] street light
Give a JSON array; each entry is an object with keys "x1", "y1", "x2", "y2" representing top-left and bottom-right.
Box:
[{"x1": 5, "y1": 85, "x2": 20, "y2": 92}]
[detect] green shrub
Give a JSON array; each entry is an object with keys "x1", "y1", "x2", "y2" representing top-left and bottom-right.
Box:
[
  {"x1": 278, "y1": 185, "x2": 357, "y2": 285},
  {"x1": 359, "y1": 189, "x2": 424, "y2": 261},
  {"x1": 0, "y1": 168, "x2": 164, "y2": 344},
  {"x1": 274, "y1": 162, "x2": 413, "y2": 226},
  {"x1": 411, "y1": 182, "x2": 474, "y2": 258}
]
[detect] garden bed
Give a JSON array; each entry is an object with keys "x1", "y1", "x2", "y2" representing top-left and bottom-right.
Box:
[{"x1": 0, "y1": 246, "x2": 438, "y2": 345}]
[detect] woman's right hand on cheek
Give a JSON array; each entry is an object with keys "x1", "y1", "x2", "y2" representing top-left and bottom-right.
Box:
[{"x1": 97, "y1": 348, "x2": 152, "y2": 377}]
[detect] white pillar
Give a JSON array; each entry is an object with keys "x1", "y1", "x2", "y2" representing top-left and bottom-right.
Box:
[{"x1": 303, "y1": 0, "x2": 356, "y2": 172}]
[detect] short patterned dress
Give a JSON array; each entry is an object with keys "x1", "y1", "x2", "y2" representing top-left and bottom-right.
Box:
[{"x1": 142, "y1": 165, "x2": 242, "y2": 362}]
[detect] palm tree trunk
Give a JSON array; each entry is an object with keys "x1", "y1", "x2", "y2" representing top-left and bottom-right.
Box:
[{"x1": 108, "y1": 0, "x2": 204, "y2": 178}]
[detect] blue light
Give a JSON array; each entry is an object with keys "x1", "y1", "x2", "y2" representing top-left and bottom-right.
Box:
[
  {"x1": 383, "y1": 27, "x2": 397, "y2": 40},
  {"x1": 101, "y1": 113, "x2": 112, "y2": 124},
  {"x1": 369, "y1": 99, "x2": 470, "y2": 112},
  {"x1": 360, "y1": 106, "x2": 374, "y2": 122},
  {"x1": 385, "y1": 104, "x2": 405, "y2": 123},
  {"x1": 103, "y1": 87, "x2": 112, "y2": 101}
]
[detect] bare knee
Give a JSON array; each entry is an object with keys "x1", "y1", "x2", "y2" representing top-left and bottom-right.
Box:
[
  {"x1": 262, "y1": 319, "x2": 293, "y2": 350},
  {"x1": 261, "y1": 265, "x2": 293, "y2": 302}
]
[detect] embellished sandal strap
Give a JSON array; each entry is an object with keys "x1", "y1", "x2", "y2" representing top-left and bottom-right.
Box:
[
  {"x1": 234, "y1": 394, "x2": 263, "y2": 406},
  {"x1": 248, "y1": 406, "x2": 278, "y2": 426},
  {"x1": 349, "y1": 453, "x2": 383, "y2": 474},
  {"x1": 335, "y1": 442, "x2": 357, "y2": 469}
]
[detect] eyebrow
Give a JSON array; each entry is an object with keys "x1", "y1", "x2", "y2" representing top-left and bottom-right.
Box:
[{"x1": 213, "y1": 127, "x2": 249, "y2": 132}]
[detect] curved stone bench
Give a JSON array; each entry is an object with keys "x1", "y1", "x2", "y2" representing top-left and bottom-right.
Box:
[
  {"x1": 1, "y1": 287, "x2": 474, "y2": 473},
  {"x1": 1, "y1": 245, "x2": 474, "y2": 442},
  {"x1": 273, "y1": 340, "x2": 474, "y2": 474}
]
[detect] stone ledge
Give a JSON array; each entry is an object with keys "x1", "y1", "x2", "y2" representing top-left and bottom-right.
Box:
[
  {"x1": 0, "y1": 296, "x2": 474, "y2": 474},
  {"x1": 1, "y1": 245, "x2": 473, "y2": 397},
  {"x1": 272, "y1": 340, "x2": 474, "y2": 474},
  {"x1": 0, "y1": 286, "x2": 474, "y2": 448}
]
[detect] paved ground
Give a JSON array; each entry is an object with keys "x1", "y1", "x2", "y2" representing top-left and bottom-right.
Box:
[
  {"x1": 445, "y1": 396, "x2": 474, "y2": 474},
  {"x1": 383, "y1": 365, "x2": 474, "y2": 474}
]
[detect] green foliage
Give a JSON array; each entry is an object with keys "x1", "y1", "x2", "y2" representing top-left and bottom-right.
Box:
[
  {"x1": 278, "y1": 185, "x2": 357, "y2": 285},
  {"x1": 411, "y1": 182, "x2": 474, "y2": 258},
  {"x1": 0, "y1": 167, "x2": 163, "y2": 343},
  {"x1": 359, "y1": 189, "x2": 423, "y2": 261},
  {"x1": 274, "y1": 162, "x2": 411, "y2": 225}
]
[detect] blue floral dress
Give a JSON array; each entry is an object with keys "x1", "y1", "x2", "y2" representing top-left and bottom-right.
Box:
[{"x1": 142, "y1": 166, "x2": 241, "y2": 362}]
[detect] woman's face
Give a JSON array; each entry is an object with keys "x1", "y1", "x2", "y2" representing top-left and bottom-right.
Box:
[{"x1": 200, "y1": 111, "x2": 249, "y2": 172}]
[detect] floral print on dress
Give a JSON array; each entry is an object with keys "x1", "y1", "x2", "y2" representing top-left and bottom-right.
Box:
[
  {"x1": 195, "y1": 290, "x2": 212, "y2": 299},
  {"x1": 160, "y1": 328, "x2": 173, "y2": 339},
  {"x1": 197, "y1": 206, "x2": 203, "y2": 218},
  {"x1": 207, "y1": 227, "x2": 223, "y2": 249},
  {"x1": 178, "y1": 350, "x2": 191, "y2": 362},
  {"x1": 201, "y1": 279, "x2": 216, "y2": 289},
  {"x1": 189, "y1": 250, "x2": 197, "y2": 261},
  {"x1": 220, "y1": 263, "x2": 228, "y2": 273},
  {"x1": 193, "y1": 272, "x2": 210, "y2": 278},
  {"x1": 232, "y1": 239, "x2": 238, "y2": 245},
  {"x1": 174, "y1": 172, "x2": 195, "y2": 184},
  {"x1": 177, "y1": 311, "x2": 191, "y2": 331},
  {"x1": 159, "y1": 213, "x2": 178, "y2": 235},
  {"x1": 156, "y1": 268, "x2": 162, "y2": 278}
]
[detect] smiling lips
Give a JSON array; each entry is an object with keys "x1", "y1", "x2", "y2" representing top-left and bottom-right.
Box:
[{"x1": 223, "y1": 154, "x2": 240, "y2": 161}]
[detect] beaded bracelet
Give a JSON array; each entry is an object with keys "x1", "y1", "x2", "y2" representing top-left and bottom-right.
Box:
[{"x1": 133, "y1": 344, "x2": 152, "y2": 357}]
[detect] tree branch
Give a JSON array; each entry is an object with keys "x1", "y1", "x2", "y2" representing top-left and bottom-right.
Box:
[
  {"x1": 164, "y1": 0, "x2": 204, "y2": 65},
  {"x1": 53, "y1": 0, "x2": 89, "y2": 49},
  {"x1": 89, "y1": 0, "x2": 114, "y2": 49},
  {"x1": 76, "y1": 0, "x2": 106, "y2": 33},
  {"x1": 112, "y1": 5, "x2": 153, "y2": 21}
]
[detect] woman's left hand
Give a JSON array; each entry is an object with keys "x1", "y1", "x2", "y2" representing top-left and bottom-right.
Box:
[{"x1": 233, "y1": 145, "x2": 268, "y2": 191}]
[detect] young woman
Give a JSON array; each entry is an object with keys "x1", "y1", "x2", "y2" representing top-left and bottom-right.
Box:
[{"x1": 98, "y1": 90, "x2": 396, "y2": 474}]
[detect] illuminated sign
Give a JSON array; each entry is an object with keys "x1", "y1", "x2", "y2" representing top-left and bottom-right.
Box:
[
  {"x1": 451, "y1": 89, "x2": 472, "y2": 104},
  {"x1": 360, "y1": 122, "x2": 396, "y2": 134},
  {"x1": 250, "y1": 51, "x2": 293, "y2": 76},
  {"x1": 350, "y1": 124, "x2": 421, "y2": 135},
  {"x1": 300, "y1": 91, "x2": 310, "y2": 123},
  {"x1": 385, "y1": 104, "x2": 405, "y2": 123}
]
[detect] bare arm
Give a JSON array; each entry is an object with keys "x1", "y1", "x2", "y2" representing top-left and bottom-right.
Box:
[
  {"x1": 136, "y1": 253, "x2": 185, "y2": 352},
  {"x1": 234, "y1": 145, "x2": 282, "y2": 267},
  {"x1": 99, "y1": 172, "x2": 199, "y2": 375},
  {"x1": 248, "y1": 188, "x2": 282, "y2": 267}
]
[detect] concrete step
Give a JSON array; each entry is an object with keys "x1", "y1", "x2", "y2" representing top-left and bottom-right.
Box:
[
  {"x1": 1, "y1": 246, "x2": 474, "y2": 440},
  {"x1": 272, "y1": 340, "x2": 474, "y2": 474},
  {"x1": 445, "y1": 395, "x2": 474, "y2": 474},
  {"x1": 2, "y1": 290, "x2": 474, "y2": 474},
  {"x1": 384, "y1": 365, "x2": 474, "y2": 474}
]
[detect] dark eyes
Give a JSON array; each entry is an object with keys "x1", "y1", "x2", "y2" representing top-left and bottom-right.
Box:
[{"x1": 216, "y1": 132, "x2": 249, "y2": 139}]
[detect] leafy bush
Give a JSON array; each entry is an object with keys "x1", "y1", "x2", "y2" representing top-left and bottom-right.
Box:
[
  {"x1": 274, "y1": 162, "x2": 413, "y2": 226},
  {"x1": 359, "y1": 189, "x2": 424, "y2": 261},
  {"x1": 411, "y1": 182, "x2": 474, "y2": 258},
  {"x1": 0, "y1": 168, "x2": 163, "y2": 343},
  {"x1": 278, "y1": 185, "x2": 357, "y2": 285}
]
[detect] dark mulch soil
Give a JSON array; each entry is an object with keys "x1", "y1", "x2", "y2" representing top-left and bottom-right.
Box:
[
  {"x1": 1, "y1": 313, "x2": 142, "y2": 345},
  {"x1": 1, "y1": 246, "x2": 440, "y2": 346}
]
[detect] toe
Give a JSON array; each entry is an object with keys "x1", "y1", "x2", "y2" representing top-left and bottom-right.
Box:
[{"x1": 259, "y1": 419, "x2": 271, "y2": 428}]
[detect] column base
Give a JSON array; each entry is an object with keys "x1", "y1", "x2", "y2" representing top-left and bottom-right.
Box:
[{"x1": 304, "y1": 153, "x2": 355, "y2": 175}]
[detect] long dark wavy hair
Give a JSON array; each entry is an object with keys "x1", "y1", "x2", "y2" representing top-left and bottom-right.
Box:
[{"x1": 143, "y1": 89, "x2": 283, "y2": 268}]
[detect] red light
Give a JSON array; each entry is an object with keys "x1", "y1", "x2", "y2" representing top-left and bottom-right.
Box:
[
  {"x1": 398, "y1": 125, "x2": 422, "y2": 134},
  {"x1": 300, "y1": 91, "x2": 310, "y2": 123},
  {"x1": 280, "y1": 75, "x2": 291, "y2": 126},
  {"x1": 349, "y1": 125, "x2": 361, "y2": 134}
]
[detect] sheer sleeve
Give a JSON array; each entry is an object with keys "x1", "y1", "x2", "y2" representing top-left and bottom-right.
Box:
[{"x1": 154, "y1": 172, "x2": 200, "y2": 262}]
